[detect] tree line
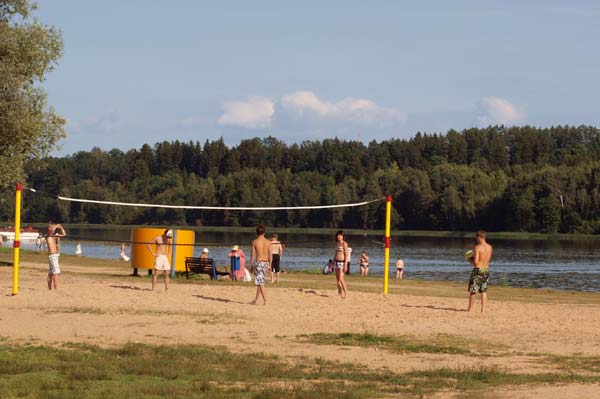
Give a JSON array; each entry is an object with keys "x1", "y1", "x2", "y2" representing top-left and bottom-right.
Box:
[{"x1": 3, "y1": 125, "x2": 600, "y2": 234}]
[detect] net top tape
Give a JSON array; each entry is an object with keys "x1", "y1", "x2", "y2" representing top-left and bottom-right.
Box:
[{"x1": 25, "y1": 187, "x2": 385, "y2": 211}]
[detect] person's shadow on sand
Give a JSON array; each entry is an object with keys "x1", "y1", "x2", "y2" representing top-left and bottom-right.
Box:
[
  {"x1": 298, "y1": 288, "x2": 329, "y2": 297},
  {"x1": 110, "y1": 285, "x2": 152, "y2": 291},
  {"x1": 193, "y1": 294, "x2": 246, "y2": 305},
  {"x1": 399, "y1": 304, "x2": 465, "y2": 312}
]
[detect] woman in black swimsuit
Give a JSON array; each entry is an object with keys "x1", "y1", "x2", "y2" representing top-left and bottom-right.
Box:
[{"x1": 359, "y1": 250, "x2": 369, "y2": 276}]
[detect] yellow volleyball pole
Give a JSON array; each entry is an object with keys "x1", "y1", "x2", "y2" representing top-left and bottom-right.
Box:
[
  {"x1": 383, "y1": 195, "x2": 392, "y2": 294},
  {"x1": 13, "y1": 183, "x2": 23, "y2": 296}
]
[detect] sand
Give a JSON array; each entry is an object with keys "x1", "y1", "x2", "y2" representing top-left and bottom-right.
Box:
[{"x1": 1, "y1": 258, "x2": 599, "y2": 398}]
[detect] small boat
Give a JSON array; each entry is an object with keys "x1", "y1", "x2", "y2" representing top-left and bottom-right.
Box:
[{"x1": 0, "y1": 226, "x2": 41, "y2": 241}]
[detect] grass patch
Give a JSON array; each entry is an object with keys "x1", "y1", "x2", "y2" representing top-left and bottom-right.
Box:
[
  {"x1": 545, "y1": 354, "x2": 600, "y2": 373},
  {"x1": 299, "y1": 332, "x2": 476, "y2": 355},
  {"x1": 408, "y1": 366, "x2": 598, "y2": 392},
  {"x1": 0, "y1": 343, "x2": 598, "y2": 399}
]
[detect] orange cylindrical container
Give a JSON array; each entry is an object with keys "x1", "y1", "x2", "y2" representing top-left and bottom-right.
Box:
[{"x1": 130, "y1": 228, "x2": 195, "y2": 271}]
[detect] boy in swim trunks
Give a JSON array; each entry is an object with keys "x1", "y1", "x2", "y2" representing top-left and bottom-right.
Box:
[
  {"x1": 270, "y1": 233, "x2": 283, "y2": 283},
  {"x1": 46, "y1": 221, "x2": 66, "y2": 290},
  {"x1": 467, "y1": 230, "x2": 493, "y2": 313},
  {"x1": 147, "y1": 229, "x2": 173, "y2": 291},
  {"x1": 251, "y1": 224, "x2": 271, "y2": 305}
]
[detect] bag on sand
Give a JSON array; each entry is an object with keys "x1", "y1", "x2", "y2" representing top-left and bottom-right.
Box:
[{"x1": 243, "y1": 268, "x2": 252, "y2": 282}]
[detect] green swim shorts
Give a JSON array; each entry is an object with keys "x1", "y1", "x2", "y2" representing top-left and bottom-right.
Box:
[{"x1": 468, "y1": 268, "x2": 490, "y2": 293}]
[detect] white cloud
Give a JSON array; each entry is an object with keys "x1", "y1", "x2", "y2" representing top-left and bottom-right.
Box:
[
  {"x1": 476, "y1": 96, "x2": 524, "y2": 126},
  {"x1": 177, "y1": 116, "x2": 205, "y2": 129},
  {"x1": 218, "y1": 96, "x2": 274, "y2": 129},
  {"x1": 85, "y1": 109, "x2": 118, "y2": 134},
  {"x1": 280, "y1": 91, "x2": 406, "y2": 127}
]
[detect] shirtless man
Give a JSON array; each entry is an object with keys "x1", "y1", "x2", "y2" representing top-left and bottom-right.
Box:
[
  {"x1": 270, "y1": 233, "x2": 283, "y2": 284},
  {"x1": 146, "y1": 229, "x2": 173, "y2": 291},
  {"x1": 467, "y1": 230, "x2": 493, "y2": 313},
  {"x1": 395, "y1": 257, "x2": 404, "y2": 280},
  {"x1": 250, "y1": 224, "x2": 271, "y2": 305},
  {"x1": 334, "y1": 230, "x2": 349, "y2": 298},
  {"x1": 46, "y1": 221, "x2": 66, "y2": 290}
]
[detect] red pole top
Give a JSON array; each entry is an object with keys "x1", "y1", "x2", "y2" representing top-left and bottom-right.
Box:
[
  {"x1": 16, "y1": 182, "x2": 22, "y2": 191},
  {"x1": 386, "y1": 195, "x2": 392, "y2": 202}
]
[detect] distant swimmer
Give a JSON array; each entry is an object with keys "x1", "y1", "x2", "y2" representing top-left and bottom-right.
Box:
[
  {"x1": 395, "y1": 257, "x2": 404, "y2": 280},
  {"x1": 37, "y1": 234, "x2": 44, "y2": 253},
  {"x1": 120, "y1": 243, "x2": 130, "y2": 261},
  {"x1": 334, "y1": 230, "x2": 349, "y2": 298},
  {"x1": 46, "y1": 221, "x2": 66, "y2": 290},
  {"x1": 75, "y1": 241, "x2": 82, "y2": 256},
  {"x1": 147, "y1": 229, "x2": 173, "y2": 291},
  {"x1": 467, "y1": 230, "x2": 493, "y2": 313},
  {"x1": 250, "y1": 224, "x2": 271, "y2": 305},
  {"x1": 270, "y1": 233, "x2": 283, "y2": 284}
]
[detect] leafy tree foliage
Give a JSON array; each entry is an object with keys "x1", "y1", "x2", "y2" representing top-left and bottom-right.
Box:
[
  {"x1": 5, "y1": 126, "x2": 600, "y2": 233},
  {"x1": 0, "y1": 0, "x2": 65, "y2": 189}
]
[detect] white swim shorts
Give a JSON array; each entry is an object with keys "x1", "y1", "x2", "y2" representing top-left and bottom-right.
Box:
[{"x1": 154, "y1": 254, "x2": 171, "y2": 271}]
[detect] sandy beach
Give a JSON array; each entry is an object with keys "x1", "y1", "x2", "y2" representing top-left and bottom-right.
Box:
[{"x1": 1, "y1": 254, "x2": 599, "y2": 398}]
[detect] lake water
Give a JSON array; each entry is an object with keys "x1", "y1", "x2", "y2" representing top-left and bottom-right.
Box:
[{"x1": 17, "y1": 228, "x2": 600, "y2": 292}]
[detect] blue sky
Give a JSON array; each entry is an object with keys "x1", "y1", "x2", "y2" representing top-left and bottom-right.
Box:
[{"x1": 37, "y1": 0, "x2": 600, "y2": 155}]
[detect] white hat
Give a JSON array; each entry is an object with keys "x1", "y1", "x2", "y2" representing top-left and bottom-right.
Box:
[
  {"x1": 165, "y1": 229, "x2": 173, "y2": 238},
  {"x1": 202, "y1": 248, "x2": 209, "y2": 253},
  {"x1": 232, "y1": 245, "x2": 239, "y2": 251}
]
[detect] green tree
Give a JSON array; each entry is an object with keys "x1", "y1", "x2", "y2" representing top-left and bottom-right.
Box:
[{"x1": 0, "y1": 0, "x2": 65, "y2": 188}]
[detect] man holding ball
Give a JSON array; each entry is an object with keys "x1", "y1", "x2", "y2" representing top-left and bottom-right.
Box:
[{"x1": 466, "y1": 230, "x2": 493, "y2": 313}]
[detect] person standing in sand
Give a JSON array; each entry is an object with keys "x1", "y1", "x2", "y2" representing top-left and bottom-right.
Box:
[
  {"x1": 345, "y1": 246, "x2": 352, "y2": 275},
  {"x1": 334, "y1": 230, "x2": 349, "y2": 298},
  {"x1": 467, "y1": 230, "x2": 493, "y2": 313},
  {"x1": 270, "y1": 233, "x2": 283, "y2": 283},
  {"x1": 46, "y1": 221, "x2": 66, "y2": 290},
  {"x1": 250, "y1": 224, "x2": 271, "y2": 305},
  {"x1": 146, "y1": 229, "x2": 173, "y2": 291}
]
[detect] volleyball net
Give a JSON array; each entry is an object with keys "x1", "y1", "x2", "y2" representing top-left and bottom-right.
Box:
[{"x1": 9, "y1": 183, "x2": 393, "y2": 295}]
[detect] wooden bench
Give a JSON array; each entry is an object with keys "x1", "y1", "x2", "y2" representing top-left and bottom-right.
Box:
[{"x1": 185, "y1": 257, "x2": 217, "y2": 279}]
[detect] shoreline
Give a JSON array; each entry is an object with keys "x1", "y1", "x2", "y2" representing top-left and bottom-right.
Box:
[{"x1": 6, "y1": 222, "x2": 600, "y2": 241}]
